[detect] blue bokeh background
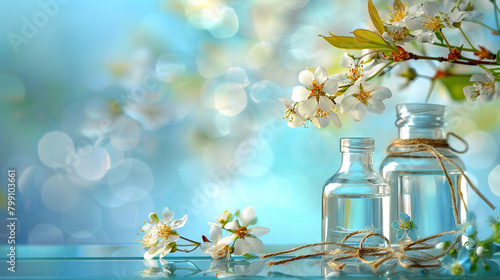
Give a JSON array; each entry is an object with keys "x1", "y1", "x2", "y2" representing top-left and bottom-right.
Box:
[{"x1": 0, "y1": 0, "x2": 500, "y2": 251}]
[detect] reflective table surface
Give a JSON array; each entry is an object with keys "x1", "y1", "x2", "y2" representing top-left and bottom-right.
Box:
[{"x1": 1, "y1": 245, "x2": 499, "y2": 279}]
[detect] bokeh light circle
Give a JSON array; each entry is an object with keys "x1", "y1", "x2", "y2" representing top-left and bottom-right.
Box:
[
  {"x1": 41, "y1": 175, "x2": 80, "y2": 212},
  {"x1": 38, "y1": 131, "x2": 75, "y2": 168},
  {"x1": 156, "y1": 54, "x2": 186, "y2": 82},
  {"x1": 74, "y1": 146, "x2": 110, "y2": 180},
  {"x1": 208, "y1": 5, "x2": 238, "y2": 38},
  {"x1": 214, "y1": 84, "x2": 247, "y2": 116},
  {"x1": 282, "y1": 0, "x2": 309, "y2": 9},
  {"x1": 225, "y1": 67, "x2": 249, "y2": 88},
  {"x1": 462, "y1": 131, "x2": 498, "y2": 170},
  {"x1": 488, "y1": 165, "x2": 500, "y2": 196},
  {"x1": 108, "y1": 158, "x2": 153, "y2": 202},
  {"x1": 28, "y1": 223, "x2": 64, "y2": 244},
  {"x1": 110, "y1": 117, "x2": 142, "y2": 151}
]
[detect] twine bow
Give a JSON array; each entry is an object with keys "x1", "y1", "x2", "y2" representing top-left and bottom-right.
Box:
[
  {"x1": 385, "y1": 132, "x2": 496, "y2": 224},
  {"x1": 261, "y1": 230, "x2": 462, "y2": 272}
]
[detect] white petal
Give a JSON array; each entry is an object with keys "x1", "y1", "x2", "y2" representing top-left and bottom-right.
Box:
[
  {"x1": 218, "y1": 234, "x2": 236, "y2": 245},
  {"x1": 311, "y1": 117, "x2": 330, "y2": 128},
  {"x1": 340, "y1": 53, "x2": 355, "y2": 69},
  {"x1": 298, "y1": 69, "x2": 314, "y2": 86},
  {"x1": 329, "y1": 73, "x2": 350, "y2": 84},
  {"x1": 279, "y1": 98, "x2": 294, "y2": 110},
  {"x1": 201, "y1": 241, "x2": 213, "y2": 253},
  {"x1": 318, "y1": 96, "x2": 334, "y2": 112},
  {"x1": 234, "y1": 237, "x2": 250, "y2": 256},
  {"x1": 371, "y1": 86, "x2": 392, "y2": 100},
  {"x1": 248, "y1": 226, "x2": 270, "y2": 237},
  {"x1": 239, "y1": 206, "x2": 255, "y2": 227},
  {"x1": 170, "y1": 214, "x2": 187, "y2": 229},
  {"x1": 224, "y1": 220, "x2": 240, "y2": 231},
  {"x1": 209, "y1": 225, "x2": 222, "y2": 241},
  {"x1": 245, "y1": 236, "x2": 264, "y2": 254},
  {"x1": 288, "y1": 112, "x2": 306, "y2": 128},
  {"x1": 470, "y1": 73, "x2": 491, "y2": 83},
  {"x1": 291, "y1": 86, "x2": 310, "y2": 102},
  {"x1": 329, "y1": 112, "x2": 342, "y2": 129},
  {"x1": 340, "y1": 95, "x2": 359, "y2": 113},
  {"x1": 144, "y1": 239, "x2": 166, "y2": 259},
  {"x1": 314, "y1": 66, "x2": 329, "y2": 85},
  {"x1": 351, "y1": 102, "x2": 367, "y2": 121},
  {"x1": 161, "y1": 207, "x2": 174, "y2": 223},
  {"x1": 298, "y1": 98, "x2": 318, "y2": 118},
  {"x1": 363, "y1": 63, "x2": 385, "y2": 79},
  {"x1": 403, "y1": 18, "x2": 424, "y2": 31},
  {"x1": 463, "y1": 10, "x2": 484, "y2": 23},
  {"x1": 463, "y1": 85, "x2": 475, "y2": 102},
  {"x1": 322, "y1": 79, "x2": 338, "y2": 95},
  {"x1": 367, "y1": 98, "x2": 385, "y2": 114},
  {"x1": 166, "y1": 233, "x2": 180, "y2": 243},
  {"x1": 360, "y1": 82, "x2": 376, "y2": 92},
  {"x1": 159, "y1": 246, "x2": 172, "y2": 258},
  {"x1": 382, "y1": 32, "x2": 393, "y2": 43},
  {"x1": 423, "y1": 1, "x2": 439, "y2": 17},
  {"x1": 344, "y1": 84, "x2": 360, "y2": 96}
]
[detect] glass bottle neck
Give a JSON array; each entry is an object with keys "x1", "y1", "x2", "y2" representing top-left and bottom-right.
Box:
[
  {"x1": 339, "y1": 152, "x2": 374, "y2": 172},
  {"x1": 398, "y1": 127, "x2": 446, "y2": 139}
]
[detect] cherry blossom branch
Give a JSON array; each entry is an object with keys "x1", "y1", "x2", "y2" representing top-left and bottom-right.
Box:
[
  {"x1": 410, "y1": 54, "x2": 497, "y2": 65},
  {"x1": 438, "y1": 29, "x2": 453, "y2": 52},
  {"x1": 179, "y1": 236, "x2": 201, "y2": 245}
]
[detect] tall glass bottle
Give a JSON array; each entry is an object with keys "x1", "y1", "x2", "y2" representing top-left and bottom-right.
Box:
[
  {"x1": 322, "y1": 138, "x2": 390, "y2": 245},
  {"x1": 380, "y1": 104, "x2": 466, "y2": 243}
]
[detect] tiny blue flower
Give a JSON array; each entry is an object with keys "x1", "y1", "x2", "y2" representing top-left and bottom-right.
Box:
[
  {"x1": 391, "y1": 212, "x2": 418, "y2": 241},
  {"x1": 465, "y1": 225, "x2": 477, "y2": 237}
]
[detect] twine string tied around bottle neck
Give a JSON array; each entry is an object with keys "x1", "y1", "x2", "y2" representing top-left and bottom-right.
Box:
[{"x1": 385, "y1": 132, "x2": 496, "y2": 225}]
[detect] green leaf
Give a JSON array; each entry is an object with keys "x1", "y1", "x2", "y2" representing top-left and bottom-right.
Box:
[
  {"x1": 497, "y1": 49, "x2": 500, "y2": 65},
  {"x1": 435, "y1": 32, "x2": 444, "y2": 44},
  {"x1": 394, "y1": 0, "x2": 405, "y2": 10},
  {"x1": 243, "y1": 253, "x2": 259, "y2": 259},
  {"x1": 439, "y1": 75, "x2": 471, "y2": 101},
  {"x1": 352, "y1": 29, "x2": 397, "y2": 51},
  {"x1": 321, "y1": 34, "x2": 384, "y2": 50},
  {"x1": 368, "y1": 0, "x2": 385, "y2": 35}
]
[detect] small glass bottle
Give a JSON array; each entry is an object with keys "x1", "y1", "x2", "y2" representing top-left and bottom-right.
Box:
[
  {"x1": 322, "y1": 138, "x2": 390, "y2": 245},
  {"x1": 380, "y1": 104, "x2": 466, "y2": 243}
]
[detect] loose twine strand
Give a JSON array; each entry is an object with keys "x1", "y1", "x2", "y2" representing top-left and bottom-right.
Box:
[
  {"x1": 385, "y1": 132, "x2": 495, "y2": 224},
  {"x1": 260, "y1": 230, "x2": 461, "y2": 273}
]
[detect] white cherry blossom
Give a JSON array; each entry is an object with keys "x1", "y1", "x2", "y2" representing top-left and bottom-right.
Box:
[
  {"x1": 201, "y1": 225, "x2": 232, "y2": 260},
  {"x1": 291, "y1": 66, "x2": 341, "y2": 128},
  {"x1": 220, "y1": 206, "x2": 270, "y2": 256},
  {"x1": 138, "y1": 207, "x2": 188, "y2": 259},
  {"x1": 404, "y1": 1, "x2": 467, "y2": 43},
  {"x1": 463, "y1": 71, "x2": 499, "y2": 103},
  {"x1": 340, "y1": 82, "x2": 392, "y2": 121},
  {"x1": 279, "y1": 98, "x2": 306, "y2": 128},
  {"x1": 330, "y1": 53, "x2": 386, "y2": 85}
]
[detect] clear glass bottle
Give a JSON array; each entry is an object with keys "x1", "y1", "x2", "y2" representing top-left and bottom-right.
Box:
[
  {"x1": 380, "y1": 104, "x2": 466, "y2": 243},
  {"x1": 322, "y1": 138, "x2": 390, "y2": 245}
]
